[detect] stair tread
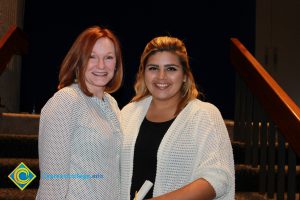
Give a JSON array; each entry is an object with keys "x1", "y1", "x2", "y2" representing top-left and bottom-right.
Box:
[
  {"x1": 0, "y1": 133, "x2": 38, "y2": 138},
  {"x1": 235, "y1": 192, "x2": 267, "y2": 200},
  {"x1": 0, "y1": 188, "x2": 37, "y2": 200},
  {"x1": 0, "y1": 158, "x2": 39, "y2": 166}
]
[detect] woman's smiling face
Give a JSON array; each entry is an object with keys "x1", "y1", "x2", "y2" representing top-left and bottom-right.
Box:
[
  {"x1": 144, "y1": 51, "x2": 186, "y2": 103},
  {"x1": 85, "y1": 37, "x2": 116, "y2": 97}
]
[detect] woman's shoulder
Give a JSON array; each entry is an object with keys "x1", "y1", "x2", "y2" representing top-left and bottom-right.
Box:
[
  {"x1": 55, "y1": 84, "x2": 81, "y2": 98},
  {"x1": 42, "y1": 84, "x2": 81, "y2": 111},
  {"x1": 189, "y1": 98, "x2": 218, "y2": 109},
  {"x1": 187, "y1": 99, "x2": 222, "y2": 117},
  {"x1": 179, "y1": 99, "x2": 227, "y2": 133}
]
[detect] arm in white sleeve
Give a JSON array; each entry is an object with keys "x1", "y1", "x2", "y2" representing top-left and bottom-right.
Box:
[
  {"x1": 36, "y1": 90, "x2": 77, "y2": 199},
  {"x1": 194, "y1": 105, "x2": 235, "y2": 198}
]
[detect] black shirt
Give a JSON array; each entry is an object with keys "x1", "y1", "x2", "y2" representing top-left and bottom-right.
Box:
[{"x1": 130, "y1": 117, "x2": 175, "y2": 199}]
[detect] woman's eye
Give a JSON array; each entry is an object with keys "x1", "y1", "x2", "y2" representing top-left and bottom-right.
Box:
[
  {"x1": 105, "y1": 55, "x2": 114, "y2": 60},
  {"x1": 147, "y1": 66, "x2": 158, "y2": 71},
  {"x1": 167, "y1": 66, "x2": 177, "y2": 71}
]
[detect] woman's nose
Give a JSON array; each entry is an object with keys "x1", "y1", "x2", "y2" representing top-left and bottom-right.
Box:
[
  {"x1": 96, "y1": 58, "x2": 105, "y2": 69},
  {"x1": 158, "y1": 70, "x2": 166, "y2": 79}
]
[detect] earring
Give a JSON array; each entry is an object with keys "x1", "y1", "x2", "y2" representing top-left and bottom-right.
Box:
[{"x1": 74, "y1": 68, "x2": 79, "y2": 82}]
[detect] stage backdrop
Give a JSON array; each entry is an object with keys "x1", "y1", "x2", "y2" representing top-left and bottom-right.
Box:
[{"x1": 20, "y1": 1, "x2": 255, "y2": 120}]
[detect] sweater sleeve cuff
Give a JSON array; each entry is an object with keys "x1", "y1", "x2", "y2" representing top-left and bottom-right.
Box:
[{"x1": 195, "y1": 169, "x2": 230, "y2": 198}]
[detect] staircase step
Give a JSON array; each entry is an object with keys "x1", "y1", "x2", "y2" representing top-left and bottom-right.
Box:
[
  {"x1": 0, "y1": 134, "x2": 38, "y2": 158},
  {"x1": 235, "y1": 164, "x2": 300, "y2": 192},
  {"x1": 232, "y1": 141, "x2": 300, "y2": 165},
  {"x1": 0, "y1": 188, "x2": 37, "y2": 200},
  {"x1": 235, "y1": 164, "x2": 259, "y2": 191},
  {"x1": 232, "y1": 141, "x2": 246, "y2": 164},
  {"x1": 235, "y1": 192, "x2": 267, "y2": 200},
  {"x1": 0, "y1": 113, "x2": 39, "y2": 135}
]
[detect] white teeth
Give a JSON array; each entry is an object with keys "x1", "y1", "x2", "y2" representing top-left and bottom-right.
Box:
[
  {"x1": 92, "y1": 72, "x2": 107, "y2": 76},
  {"x1": 156, "y1": 83, "x2": 168, "y2": 88}
]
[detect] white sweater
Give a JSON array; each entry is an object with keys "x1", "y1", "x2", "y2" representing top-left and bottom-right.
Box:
[{"x1": 120, "y1": 96, "x2": 235, "y2": 200}]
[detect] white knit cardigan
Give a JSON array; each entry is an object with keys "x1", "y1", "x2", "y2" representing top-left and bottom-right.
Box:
[{"x1": 120, "y1": 96, "x2": 235, "y2": 200}]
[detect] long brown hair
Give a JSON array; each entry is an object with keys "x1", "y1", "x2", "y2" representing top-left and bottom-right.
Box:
[
  {"x1": 58, "y1": 26, "x2": 123, "y2": 95},
  {"x1": 133, "y1": 36, "x2": 199, "y2": 115}
]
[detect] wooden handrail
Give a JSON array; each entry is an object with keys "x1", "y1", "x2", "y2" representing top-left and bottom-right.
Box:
[
  {"x1": 0, "y1": 25, "x2": 28, "y2": 75},
  {"x1": 230, "y1": 38, "x2": 300, "y2": 156}
]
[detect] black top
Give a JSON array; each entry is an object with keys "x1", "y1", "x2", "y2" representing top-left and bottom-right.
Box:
[{"x1": 130, "y1": 117, "x2": 175, "y2": 199}]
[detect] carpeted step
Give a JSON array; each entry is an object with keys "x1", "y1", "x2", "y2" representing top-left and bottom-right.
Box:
[
  {"x1": 0, "y1": 113, "x2": 39, "y2": 135},
  {"x1": 235, "y1": 164, "x2": 300, "y2": 192},
  {"x1": 235, "y1": 192, "x2": 267, "y2": 200},
  {"x1": 232, "y1": 140, "x2": 300, "y2": 165},
  {"x1": 232, "y1": 141, "x2": 246, "y2": 164},
  {"x1": 0, "y1": 134, "x2": 38, "y2": 158},
  {"x1": 235, "y1": 164, "x2": 260, "y2": 191},
  {"x1": 0, "y1": 189, "x2": 37, "y2": 200}
]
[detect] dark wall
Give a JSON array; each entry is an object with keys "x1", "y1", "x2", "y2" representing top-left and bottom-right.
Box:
[{"x1": 20, "y1": 1, "x2": 255, "y2": 119}]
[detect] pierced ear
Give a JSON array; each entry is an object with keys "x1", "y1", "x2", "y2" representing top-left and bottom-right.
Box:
[{"x1": 183, "y1": 76, "x2": 187, "y2": 82}]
